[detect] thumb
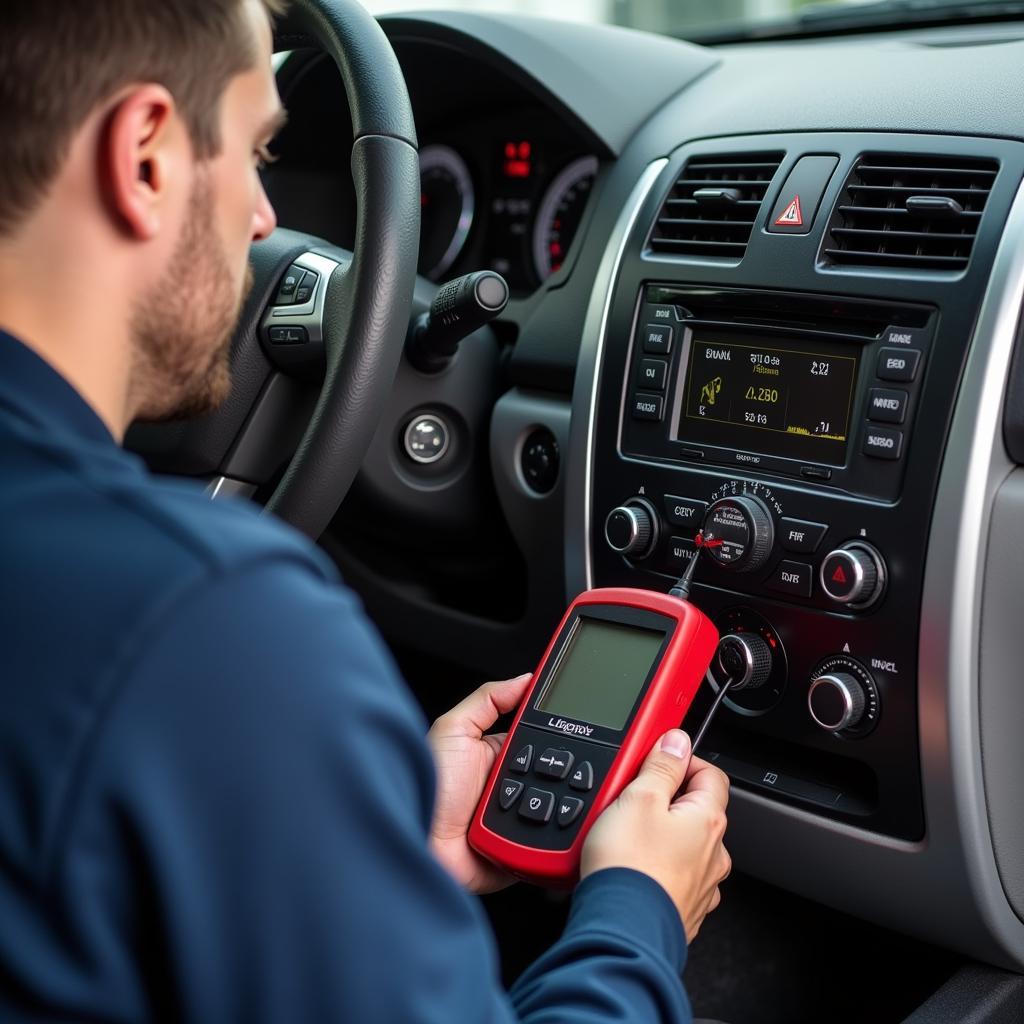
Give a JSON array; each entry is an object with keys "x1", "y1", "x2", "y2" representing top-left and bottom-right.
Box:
[{"x1": 633, "y1": 729, "x2": 693, "y2": 798}]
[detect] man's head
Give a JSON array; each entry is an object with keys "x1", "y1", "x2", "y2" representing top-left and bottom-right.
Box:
[{"x1": 0, "y1": 0, "x2": 286, "y2": 429}]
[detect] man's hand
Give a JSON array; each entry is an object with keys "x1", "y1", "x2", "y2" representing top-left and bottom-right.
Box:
[
  {"x1": 427, "y1": 673, "x2": 533, "y2": 894},
  {"x1": 582, "y1": 729, "x2": 731, "y2": 942}
]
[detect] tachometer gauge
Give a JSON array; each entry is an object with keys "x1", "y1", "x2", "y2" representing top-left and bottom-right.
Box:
[
  {"x1": 532, "y1": 155, "x2": 598, "y2": 281},
  {"x1": 418, "y1": 145, "x2": 475, "y2": 281}
]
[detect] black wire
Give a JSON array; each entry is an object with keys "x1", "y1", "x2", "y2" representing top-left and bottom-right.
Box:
[
  {"x1": 691, "y1": 677, "x2": 733, "y2": 754},
  {"x1": 668, "y1": 532, "x2": 704, "y2": 601}
]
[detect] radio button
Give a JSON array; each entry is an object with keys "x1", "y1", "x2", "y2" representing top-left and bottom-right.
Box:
[
  {"x1": 630, "y1": 392, "x2": 664, "y2": 421},
  {"x1": 666, "y1": 536, "x2": 697, "y2": 573},
  {"x1": 863, "y1": 426, "x2": 903, "y2": 460},
  {"x1": 498, "y1": 779, "x2": 524, "y2": 811},
  {"x1": 569, "y1": 761, "x2": 594, "y2": 792},
  {"x1": 766, "y1": 560, "x2": 814, "y2": 598},
  {"x1": 876, "y1": 347, "x2": 921, "y2": 382},
  {"x1": 882, "y1": 325, "x2": 930, "y2": 348},
  {"x1": 867, "y1": 388, "x2": 908, "y2": 424},
  {"x1": 779, "y1": 518, "x2": 827, "y2": 554},
  {"x1": 518, "y1": 787, "x2": 555, "y2": 823},
  {"x1": 800, "y1": 465, "x2": 832, "y2": 481},
  {"x1": 557, "y1": 797, "x2": 586, "y2": 828},
  {"x1": 665, "y1": 495, "x2": 708, "y2": 529},
  {"x1": 649, "y1": 304, "x2": 678, "y2": 324},
  {"x1": 536, "y1": 748, "x2": 574, "y2": 780},
  {"x1": 637, "y1": 358, "x2": 668, "y2": 391},
  {"x1": 642, "y1": 323, "x2": 673, "y2": 354},
  {"x1": 510, "y1": 745, "x2": 533, "y2": 774}
]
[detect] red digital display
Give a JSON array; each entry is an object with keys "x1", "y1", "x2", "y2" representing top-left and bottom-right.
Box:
[{"x1": 503, "y1": 140, "x2": 533, "y2": 179}]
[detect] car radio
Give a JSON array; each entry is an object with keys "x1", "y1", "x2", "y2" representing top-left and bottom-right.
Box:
[{"x1": 621, "y1": 285, "x2": 936, "y2": 502}]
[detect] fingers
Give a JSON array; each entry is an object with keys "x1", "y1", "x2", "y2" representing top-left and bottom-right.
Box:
[
  {"x1": 429, "y1": 673, "x2": 532, "y2": 739},
  {"x1": 673, "y1": 758, "x2": 730, "y2": 813},
  {"x1": 628, "y1": 730, "x2": 693, "y2": 802}
]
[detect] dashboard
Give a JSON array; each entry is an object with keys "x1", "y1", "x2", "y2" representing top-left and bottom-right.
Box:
[{"x1": 264, "y1": 8, "x2": 1024, "y2": 985}]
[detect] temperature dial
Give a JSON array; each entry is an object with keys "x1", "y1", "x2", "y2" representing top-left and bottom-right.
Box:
[
  {"x1": 605, "y1": 498, "x2": 658, "y2": 559},
  {"x1": 701, "y1": 495, "x2": 774, "y2": 572},
  {"x1": 716, "y1": 633, "x2": 772, "y2": 691},
  {"x1": 808, "y1": 655, "x2": 880, "y2": 737}
]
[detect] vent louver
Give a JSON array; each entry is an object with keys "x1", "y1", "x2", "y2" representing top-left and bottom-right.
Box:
[
  {"x1": 648, "y1": 152, "x2": 784, "y2": 259},
  {"x1": 824, "y1": 154, "x2": 998, "y2": 271}
]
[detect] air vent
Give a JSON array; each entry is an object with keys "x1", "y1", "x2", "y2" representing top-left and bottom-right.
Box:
[
  {"x1": 824, "y1": 154, "x2": 998, "y2": 271},
  {"x1": 648, "y1": 152, "x2": 785, "y2": 259}
]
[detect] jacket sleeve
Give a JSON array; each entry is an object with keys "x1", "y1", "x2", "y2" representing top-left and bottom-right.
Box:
[{"x1": 52, "y1": 555, "x2": 693, "y2": 1024}]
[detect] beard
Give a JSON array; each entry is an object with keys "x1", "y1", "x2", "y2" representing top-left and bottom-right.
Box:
[{"x1": 129, "y1": 174, "x2": 253, "y2": 422}]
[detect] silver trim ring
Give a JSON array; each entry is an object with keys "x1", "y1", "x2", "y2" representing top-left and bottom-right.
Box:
[
  {"x1": 604, "y1": 506, "x2": 642, "y2": 554},
  {"x1": 403, "y1": 414, "x2": 450, "y2": 465},
  {"x1": 809, "y1": 674, "x2": 856, "y2": 732},
  {"x1": 819, "y1": 549, "x2": 866, "y2": 603},
  {"x1": 717, "y1": 633, "x2": 755, "y2": 689}
]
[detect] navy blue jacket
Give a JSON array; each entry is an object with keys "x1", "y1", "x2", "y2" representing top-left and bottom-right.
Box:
[{"x1": 0, "y1": 329, "x2": 694, "y2": 1022}]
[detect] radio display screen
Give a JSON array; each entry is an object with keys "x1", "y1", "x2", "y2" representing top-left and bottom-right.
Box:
[{"x1": 676, "y1": 335, "x2": 858, "y2": 466}]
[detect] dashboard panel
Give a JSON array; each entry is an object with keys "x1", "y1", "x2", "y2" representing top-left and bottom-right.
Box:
[{"x1": 266, "y1": 8, "x2": 1024, "y2": 983}]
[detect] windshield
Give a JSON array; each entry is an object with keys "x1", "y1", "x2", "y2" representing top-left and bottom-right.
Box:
[{"x1": 358, "y1": 0, "x2": 1024, "y2": 40}]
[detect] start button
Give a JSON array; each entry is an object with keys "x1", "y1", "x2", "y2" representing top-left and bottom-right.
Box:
[{"x1": 403, "y1": 414, "x2": 450, "y2": 464}]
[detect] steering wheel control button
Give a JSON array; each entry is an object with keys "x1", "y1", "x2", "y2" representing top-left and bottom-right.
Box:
[
  {"x1": 557, "y1": 797, "x2": 586, "y2": 828},
  {"x1": 569, "y1": 761, "x2": 594, "y2": 792},
  {"x1": 665, "y1": 496, "x2": 708, "y2": 531},
  {"x1": 630, "y1": 392, "x2": 664, "y2": 421},
  {"x1": 518, "y1": 787, "x2": 555, "y2": 824},
  {"x1": 403, "y1": 414, "x2": 450, "y2": 465},
  {"x1": 294, "y1": 270, "x2": 318, "y2": 304},
  {"x1": 274, "y1": 265, "x2": 303, "y2": 305},
  {"x1": 642, "y1": 323, "x2": 673, "y2": 355},
  {"x1": 510, "y1": 745, "x2": 533, "y2": 774},
  {"x1": 536, "y1": 748, "x2": 574, "y2": 781},
  {"x1": 701, "y1": 495, "x2": 774, "y2": 572},
  {"x1": 820, "y1": 542, "x2": 886, "y2": 608},
  {"x1": 809, "y1": 674, "x2": 867, "y2": 733},
  {"x1": 637, "y1": 358, "x2": 668, "y2": 391},
  {"x1": 605, "y1": 499, "x2": 657, "y2": 559},
  {"x1": 268, "y1": 325, "x2": 309, "y2": 345},
  {"x1": 498, "y1": 779, "x2": 524, "y2": 811},
  {"x1": 863, "y1": 426, "x2": 904, "y2": 460},
  {"x1": 766, "y1": 560, "x2": 814, "y2": 599},
  {"x1": 867, "y1": 388, "x2": 909, "y2": 424},
  {"x1": 876, "y1": 347, "x2": 921, "y2": 382},
  {"x1": 520, "y1": 429, "x2": 560, "y2": 495},
  {"x1": 766, "y1": 155, "x2": 839, "y2": 235},
  {"x1": 716, "y1": 633, "x2": 772, "y2": 691},
  {"x1": 779, "y1": 518, "x2": 828, "y2": 554}
]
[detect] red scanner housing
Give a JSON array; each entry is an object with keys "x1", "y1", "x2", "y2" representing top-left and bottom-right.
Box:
[{"x1": 468, "y1": 587, "x2": 718, "y2": 886}]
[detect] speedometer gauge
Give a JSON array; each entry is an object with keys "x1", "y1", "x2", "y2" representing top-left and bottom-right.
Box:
[
  {"x1": 532, "y1": 155, "x2": 598, "y2": 281},
  {"x1": 418, "y1": 145, "x2": 475, "y2": 281}
]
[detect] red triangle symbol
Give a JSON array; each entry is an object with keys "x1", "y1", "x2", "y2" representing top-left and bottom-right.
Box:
[
  {"x1": 774, "y1": 195, "x2": 803, "y2": 226},
  {"x1": 831, "y1": 565, "x2": 848, "y2": 584}
]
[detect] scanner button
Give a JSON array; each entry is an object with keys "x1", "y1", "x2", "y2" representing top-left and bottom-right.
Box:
[
  {"x1": 557, "y1": 797, "x2": 585, "y2": 828},
  {"x1": 518, "y1": 787, "x2": 555, "y2": 823},
  {"x1": 536, "y1": 748, "x2": 574, "y2": 780},
  {"x1": 510, "y1": 745, "x2": 533, "y2": 774},
  {"x1": 498, "y1": 779, "x2": 524, "y2": 811},
  {"x1": 569, "y1": 761, "x2": 594, "y2": 792}
]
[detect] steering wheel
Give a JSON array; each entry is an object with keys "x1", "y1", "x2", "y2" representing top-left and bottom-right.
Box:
[{"x1": 129, "y1": 0, "x2": 420, "y2": 539}]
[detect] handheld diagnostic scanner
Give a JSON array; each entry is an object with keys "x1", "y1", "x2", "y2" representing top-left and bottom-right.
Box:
[{"x1": 468, "y1": 553, "x2": 719, "y2": 886}]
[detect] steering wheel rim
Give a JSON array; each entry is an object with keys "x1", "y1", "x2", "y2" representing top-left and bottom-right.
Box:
[{"x1": 261, "y1": 0, "x2": 420, "y2": 538}]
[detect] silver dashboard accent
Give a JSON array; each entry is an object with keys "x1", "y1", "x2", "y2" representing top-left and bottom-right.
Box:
[
  {"x1": 565, "y1": 157, "x2": 668, "y2": 599},
  {"x1": 808, "y1": 674, "x2": 857, "y2": 732},
  {"x1": 206, "y1": 476, "x2": 257, "y2": 501}
]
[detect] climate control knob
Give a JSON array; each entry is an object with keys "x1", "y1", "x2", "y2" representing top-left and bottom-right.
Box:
[
  {"x1": 808, "y1": 673, "x2": 867, "y2": 733},
  {"x1": 716, "y1": 632, "x2": 772, "y2": 691},
  {"x1": 701, "y1": 495, "x2": 774, "y2": 573},
  {"x1": 820, "y1": 542, "x2": 886, "y2": 608},
  {"x1": 605, "y1": 498, "x2": 657, "y2": 559}
]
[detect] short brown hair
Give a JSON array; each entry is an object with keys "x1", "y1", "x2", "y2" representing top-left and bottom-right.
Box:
[{"x1": 0, "y1": 0, "x2": 285, "y2": 235}]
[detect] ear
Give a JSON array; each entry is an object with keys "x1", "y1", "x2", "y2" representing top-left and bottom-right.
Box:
[{"x1": 101, "y1": 84, "x2": 184, "y2": 241}]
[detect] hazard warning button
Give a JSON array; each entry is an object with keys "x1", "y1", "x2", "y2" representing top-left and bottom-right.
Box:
[
  {"x1": 819, "y1": 544, "x2": 884, "y2": 608},
  {"x1": 767, "y1": 155, "x2": 839, "y2": 235}
]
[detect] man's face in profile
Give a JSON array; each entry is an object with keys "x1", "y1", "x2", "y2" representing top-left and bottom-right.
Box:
[{"x1": 130, "y1": 0, "x2": 279, "y2": 423}]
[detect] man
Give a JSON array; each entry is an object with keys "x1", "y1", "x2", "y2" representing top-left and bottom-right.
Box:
[{"x1": 0, "y1": 1, "x2": 732, "y2": 1021}]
